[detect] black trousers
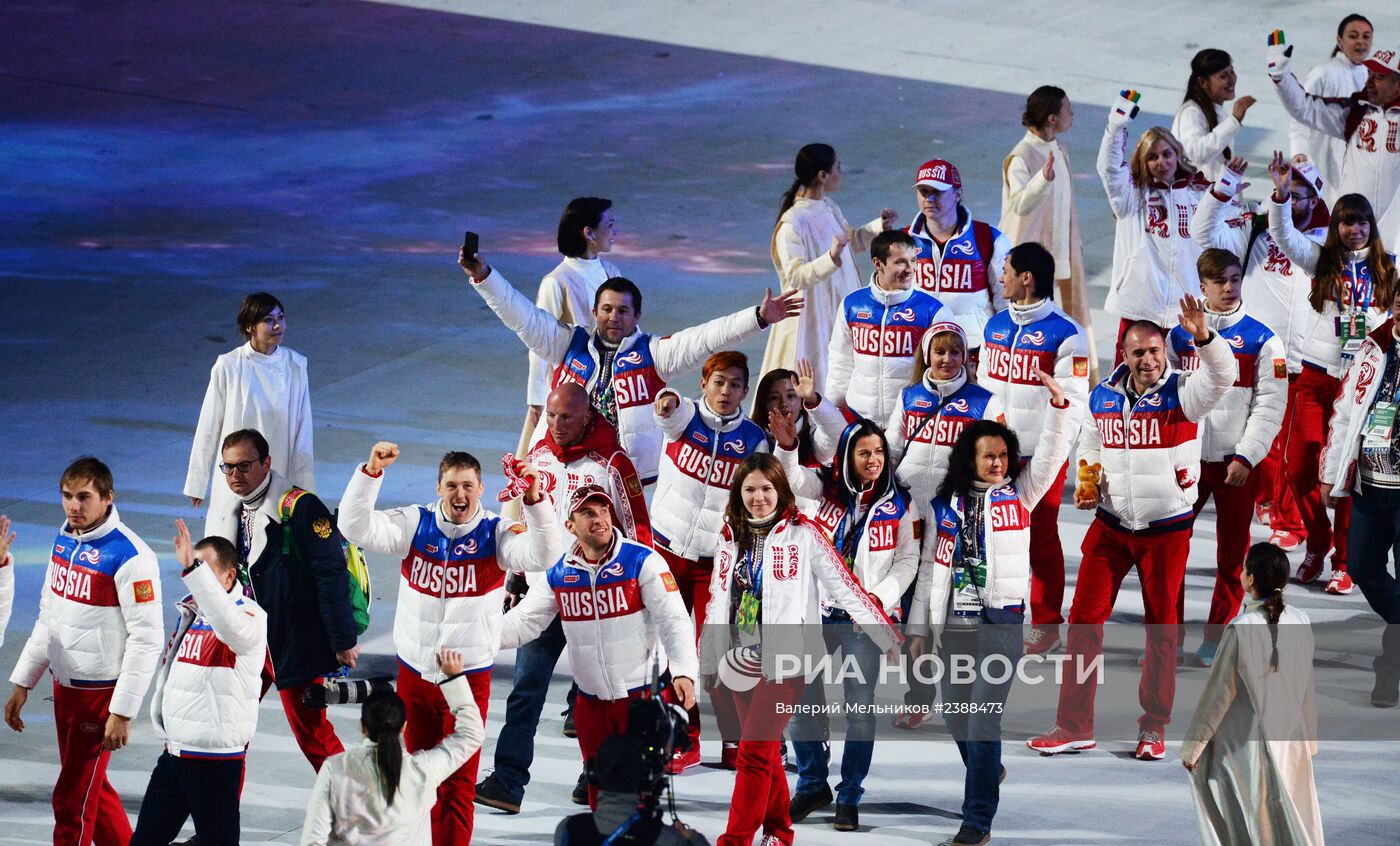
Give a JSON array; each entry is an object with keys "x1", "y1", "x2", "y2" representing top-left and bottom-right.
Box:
[{"x1": 131, "y1": 751, "x2": 244, "y2": 846}]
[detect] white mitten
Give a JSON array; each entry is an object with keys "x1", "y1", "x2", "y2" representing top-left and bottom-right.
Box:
[
  {"x1": 1266, "y1": 30, "x2": 1293, "y2": 81},
  {"x1": 1107, "y1": 89, "x2": 1142, "y2": 129}
]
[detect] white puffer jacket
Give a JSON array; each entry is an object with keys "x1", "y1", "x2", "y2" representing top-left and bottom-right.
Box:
[
  {"x1": 150, "y1": 564, "x2": 267, "y2": 758},
  {"x1": 500, "y1": 533, "x2": 698, "y2": 699},
  {"x1": 908, "y1": 397, "x2": 1075, "y2": 638},
  {"x1": 826, "y1": 277, "x2": 954, "y2": 423},
  {"x1": 1171, "y1": 100, "x2": 1242, "y2": 183},
  {"x1": 1322, "y1": 320, "x2": 1398, "y2": 495},
  {"x1": 1168, "y1": 307, "x2": 1288, "y2": 466},
  {"x1": 1098, "y1": 121, "x2": 1216, "y2": 326},
  {"x1": 977, "y1": 298, "x2": 1090, "y2": 458},
  {"x1": 701, "y1": 513, "x2": 902, "y2": 682},
  {"x1": 905, "y1": 208, "x2": 1010, "y2": 345},
  {"x1": 1191, "y1": 186, "x2": 1328, "y2": 374},
  {"x1": 470, "y1": 268, "x2": 765, "y2": 481},
  {"x1": 1081, "y1": 334, "x2": 1236, "y2": 532},
  {"x1": 1274, "y1": 70, "x2": 1400, "y2": 239},
  {"x1": 885, "y1": 371, "x2": 1006, "y2": 511},
  {"x1": 651, "y1": 394, "x2": 769, "y2": 561},
  {"x1": 1268, "y1": 196, "x2": 1391, "y2": 377},
  {"x1": 10, "y1": 507, "x2": 164, "y2": 719},
  {"x1": 338, "y1": 466, "x2": 563, "y2": 681}
]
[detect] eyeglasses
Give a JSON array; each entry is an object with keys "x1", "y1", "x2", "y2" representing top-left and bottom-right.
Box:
[{"x1": 218, "y1": 460, "x2": 260, "y2": 476}]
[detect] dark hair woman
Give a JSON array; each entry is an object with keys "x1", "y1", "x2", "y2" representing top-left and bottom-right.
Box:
[
  {"x1": 183, "y1": 291, "x2": 314, "y2": 535},
  {"x1": 300, "y1": 648, "x2": 483, "y2": 842},
  {"x1": 909, "y1": 367, "x2": 1071, "y2": 846},
  {"x1": 701, "y1": 453, "x2": 901, "y2": 844},
  {"x1": 1267, "y1": 152, "x2": 1396, "y2": 594},
  {"x1": 1181, "y1": 542, "x2": 1321, "y2": 844},
  {"x1": 1290, "y1": 14, "x2": 1373, "y2": 201},
  {"x1": 1172, "y1": 49, "x2": 1256, "y2": 181},
  {"x1": 762, "y1": 143, "x2": 897, "y2": 394}
]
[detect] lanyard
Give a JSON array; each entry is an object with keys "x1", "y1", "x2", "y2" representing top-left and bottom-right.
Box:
[
  {"x1": 744, "y1": 544, "x2": 764, "y2": 596},
  {"x1": 1337, "y1": 263, "x2": 1374, "y2": 314}
]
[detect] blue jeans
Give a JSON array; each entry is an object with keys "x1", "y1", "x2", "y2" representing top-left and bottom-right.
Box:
[
  {"x1": 491, "y1": 614, "x2": 568, "y2": 801},
  {"x1": 792, "y1": 618, "x2": 881, "y2": 806},
  {"x1": 938, "y1": 611, "x2": 1023, "y2": 834},
  {"x1": 1349, "y1": 485, "x2": 1400, "y2": 676}
]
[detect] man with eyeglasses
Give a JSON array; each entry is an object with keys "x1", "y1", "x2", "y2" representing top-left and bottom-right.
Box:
[
  {"x1": 1189, "y1": 157, "x2": 1328, "y2": 553},
  {"x1": 207, "y1": 428, "x2": 358, "y2": 772}
]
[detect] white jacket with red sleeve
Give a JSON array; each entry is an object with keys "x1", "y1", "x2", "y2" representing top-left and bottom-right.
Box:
[
  {"x1": 337, "y1": 466, "x2": 563, "y2": 680},
  {"x1": 1322, "y1": 320, "x2": 1397, "y2": 495},
  {"x1": 499, "y1": 533, "x2": 697, "y2": 699},
  {"x1": 9, "y1": 507, "x2": 164, "y2": 719}
]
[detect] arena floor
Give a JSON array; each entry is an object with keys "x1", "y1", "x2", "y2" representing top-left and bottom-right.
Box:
[{"x1": 2, "y1": 0, "x2": 1396, "y2": 842}]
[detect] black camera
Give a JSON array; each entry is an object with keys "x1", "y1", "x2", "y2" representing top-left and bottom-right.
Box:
[{"x1": 302, "y1": 676, "x2": 394, "y2": 709}]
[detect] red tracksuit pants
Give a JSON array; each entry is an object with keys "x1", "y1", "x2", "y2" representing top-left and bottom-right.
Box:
[
  {"x1": 710, "y1": 678, "x2": 804, "y2": 846},
  {"x1": 1284, "y1": 366, "x2": 1351, "y2": 568},
  {"x1": 260, "y1": 652, "x2": 344, "y2": 772},
  {"x1": 1255, "y1": 374, "x2": 1305, "y2": 534},
  {"x1": 657, "y1": 547, "x2": 715, "y2": 747},
  {"x1": 398, "y1": 665, "x2": 492, "y2": 845},
  {"x1": 51, "y1": 681, "x2": 131, "y2": 846},
  {"x1": 1057, "y1": 520, "x2": 1190, "y2": 736},
  {"x1": 1192, "y1": 461, "x2": 1259, "y2": 643},
  {"x1": 1028, "y1": 460, "x2": 1070, "y2": 626}
]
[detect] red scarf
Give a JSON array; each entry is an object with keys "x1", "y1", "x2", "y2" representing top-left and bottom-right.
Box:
[{"x1": 541, "y1": 415, "x2": 624, "y2": 464}]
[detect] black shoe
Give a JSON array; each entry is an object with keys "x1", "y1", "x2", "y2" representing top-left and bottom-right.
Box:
[
  {"x1": 832, "y1": 803, "x2": 859, "y2": 832},
  {"x1": 940, "y1": 824, "x2": 991, "y2": 846},
  {"x1": 788, "y1": 784, "x2": 833, "y2": 823},
  {"x1": 571, "y1": 772, "x2": 589, "y2": 805},
  {"x1": 474, "y1": 773, "x2": 522, "y2": 814},
  {"x1": 562, "y1": 706, "x2": 577, "y2": 738},
  {"x1": 999, "y1": 764, "x2": 1007, "y2": 784},
  {"x1": 1373, "y1": 672, "x2": 1400, "y2": 708}
]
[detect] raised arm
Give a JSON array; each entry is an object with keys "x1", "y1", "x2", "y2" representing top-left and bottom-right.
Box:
[
  {"x1": 1176, "y1": 297, "x2": 1238, "y2": 422},
  {"x1": 183, "y1": 562, "x2": 265, "y2": 655},
  {"x1": 1098, "y1": 91, "x2": 1146, "y2": 219},
  {"x1": 412, "y1": 659, "x2": 487, "y2": 788},
  {"x1": 1266, "y1": 153, "x2": 1322, "y2": 274},
  {"x1": 1269, "y1": 60, "x2": 1349, "y2": 139},
  {"x1": 337, "y1": 444, "x2": 419, "y2": 557},
  {"x1": 652, "y1": 390, "x2": 698, "y2": 441},
  {"x1": 1172, "y1": 101, "x2": 1244, "y2": 174},
  {"x1": 527, "y1": 274, "x2": 568, "y2": 407},
  {"x1": 652, "y1": 288, "x2": 800, "y2": 380},
  {"x1": 1190, "y1": 162, "x2": 1252, "y2": 256},
  {"x1": 495, "y1": 495, "x2": 565, "y2": 574},
  {"x1": 461, "y1": 251, "x2": 576, "y2": 365},
  {"x1": 1019, "y1": 378, "x2": 1076, "y2": 509}
]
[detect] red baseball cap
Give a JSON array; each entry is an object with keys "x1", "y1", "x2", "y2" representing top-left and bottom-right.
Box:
[
  {"x1": 567, "y1": 483, "x2": 613, "y2": 514},
  {"x1": 914, "y1": 159, "x2": 961, "y2": 191},
  {"x1": 1363, "y1": 47, "x2": 1398, "y2": 76}
]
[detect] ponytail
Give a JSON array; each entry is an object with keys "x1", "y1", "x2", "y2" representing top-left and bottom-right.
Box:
[
  {"x1": 1244, "y1": 543, "x2": 1290, "y2": 672},
  {"x1": 775, "y1": 143, "x2": 837, "y2": 224},
  {"x1": 1183, "y1": 49, "x2": 1232, "y2": 133},
  {"x1": 1331, "y1": 14, "x2": 1372, "y2": 57},
  {"x1": 361, "y1": 690, "x2": 407, "y2": 805}
]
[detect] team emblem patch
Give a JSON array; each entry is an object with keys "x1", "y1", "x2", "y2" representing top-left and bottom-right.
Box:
[
  {"x1": 626, "y1": 475, "x2": 643, "y2": 496},
  {"x1": 661, "y1": 572, "x2": 679, "y2": 592},
  {"x1": 1273, "y1": 358, "x2": 1286, "y2": 379},
  {"x1": 509, "y1": 523, "x2": 528, "y2": 535},
  {"x1": 1073, "y1": 356, "x2": 1089, "y2": 378},
  {"x1": 312, "y1": 518, "x2": 333, "y2": 540},
  {"x1": 133, "y1": 580, "x2": 155, "y2": 604}
]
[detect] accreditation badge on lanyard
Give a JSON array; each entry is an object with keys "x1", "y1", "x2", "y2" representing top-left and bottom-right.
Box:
[
  {"x1": 1338, "y1": 312, "x2": 1368, "y2": 361},
  {"x1": 736, "y1": 551, "x2": 762, "y2": 635},
  {"x1": 1363, "y1": 401, "x2": 1397, "y2": 452}
]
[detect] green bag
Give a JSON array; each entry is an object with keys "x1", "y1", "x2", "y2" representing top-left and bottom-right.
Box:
[{"x1": 278, "y1": 488, "x2": 372, "y2": 635}]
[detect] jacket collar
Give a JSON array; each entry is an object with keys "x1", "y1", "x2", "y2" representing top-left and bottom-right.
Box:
[
  {"x1": 1368, "y1": 317, "x2": 1398, "y2": 351},
  {"x1": 695, "y1": 398, "x2": 748, "y2": 433},
  {"x1": 61, "y1": 505, "x2": 122, "y2": 542},
  {"x1": 923, "y1": 368, "x2": 968, "y2": 399},
  {"x1": 1102, "y1": 363, "x2": 1172, "y2": 400},
  {"x1": 908, "y1": 205, "x2": 971, "y2": 244},
  {"x1": 1205, "y1": 304, "x2": 1244, "y2": 332},
  {"x1": 865, "y1": 272, "x2": 915, "y2": 306},
  {"x1": 565, "y1": 529, "x2": 621, "y2": 570},
  {"x1": 1009, "y1": 297, "x2": 1055, "y2": 326}
]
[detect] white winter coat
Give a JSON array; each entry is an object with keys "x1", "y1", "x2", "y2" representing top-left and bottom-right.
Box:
[
  {"x1": 10, "y1": 507, "x2": 164, "y2": 719},
  {"x1": 1171, "y1": 100, "x2": 1243, "y2": 183},
  {"x1": 184, "y1": 342, "x2": 315, "y2": 536},
  {"x1": 337, "y1": 466, "x2": 563, "y2": 680},
  {"x1": 300, "y1": 673, "x2": 484, "y2": 846},
  {"x1": 1322, "y1": 320, "x2": 1397, "y2": 495},
  {"x1": 526, "y1": 255, "x2": 622, "y2": 406},
  {"x1": 1289, "y1": 53, "x2": 1369, "y2": 204},
  {"x1": 150, "y1": 564, "x2": 267, "y2": 757}
]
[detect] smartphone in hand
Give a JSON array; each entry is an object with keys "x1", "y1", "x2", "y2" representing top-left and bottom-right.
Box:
[{"x1": 462, "y1": 230, "x2": 479, "y2": 257}]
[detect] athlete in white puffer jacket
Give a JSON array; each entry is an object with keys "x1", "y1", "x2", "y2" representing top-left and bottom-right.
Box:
[
  {"x1": 460, "y1": 248, "x2": 801, "y2": 483},
  {"x1": 827, "y1": 229, "x2": 954, "y2": 423},
  {"x1": 132, "y1": 523, "x2": 266, "y2": 843}
]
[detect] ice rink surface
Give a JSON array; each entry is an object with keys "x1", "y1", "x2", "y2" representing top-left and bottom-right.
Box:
[{"x1": 1, "y1": 0, "x2": 1397, "y2": 842}]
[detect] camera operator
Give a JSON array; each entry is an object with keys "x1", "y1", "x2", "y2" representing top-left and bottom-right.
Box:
[
  {"x1": 556, "y1": 733, "x2": 711, "y2": 846},
  {"x1": 500, "y1": 484, "x2": 697, "y2": 809}
]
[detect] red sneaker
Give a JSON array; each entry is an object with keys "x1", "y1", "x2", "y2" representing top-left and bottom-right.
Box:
[
  {"x1": 1324, "y1": 570, "x2": 1355, "y2": 595},
  {"x1": 1255, "y1": 502, "x2": 1271, "y2": 525},
  {"x1": 719, "y1": 742, "x2": 738, "y2": 770},
  {"x1": 893, "y1": 709, "x2": 935, "y2": 730},
  {"x1": 1294, "y1": 552, "x2": 1324, "y2": 584},
  {"x1": 1135, "y1": 730, "x2": 1165, "y2": 760},
  {"x1": 1024, "y1": 625, "x2": 1062, "y2": 655},
  {"x1": 666, "y1": 744, "x2": 701, "y2": 775},
  {"x1": 1269, "y1": 530, "x2": 1304, "y2": 552},
  {"x1": 1026, "y1": 726, "x2": 1096, "y2": 755}
]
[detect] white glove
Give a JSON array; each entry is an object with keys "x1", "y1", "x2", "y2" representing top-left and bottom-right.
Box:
[
  {"x1": 1266, "y1": 30, "x2": 1293, "y2": 81},
  {"x1": 1107, "y1": 89, "x2": 1141, "y2": 129},
  {"x1": 1215, "y1": 167, "x2": 1245, "y2": 199}
]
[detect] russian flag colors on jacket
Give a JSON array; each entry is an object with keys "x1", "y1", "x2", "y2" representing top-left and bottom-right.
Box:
[{"x1": 905, "y1": 208, "x2": 1011, "y2": 345}]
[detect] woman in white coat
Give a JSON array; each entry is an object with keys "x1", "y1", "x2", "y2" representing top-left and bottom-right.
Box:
[
  {"x1": 761, "y1": 143, "x2": 896, "y2": 390},
  {"x1": 1172, "y1": 49, "x2": 1258, "y2": 183},
  {"x1": 1290, "y1": 15, "x2": 1374, "y2": 204},
  {"x1": 300, "y1": 648, "x2": 484, "y2": 845},
  {"x1": 184, "y1": 293, "x2": 314, "y2": 533},
  {"x1": 1181, "y1": 543, "x2": 1323, "y2": 846}
]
